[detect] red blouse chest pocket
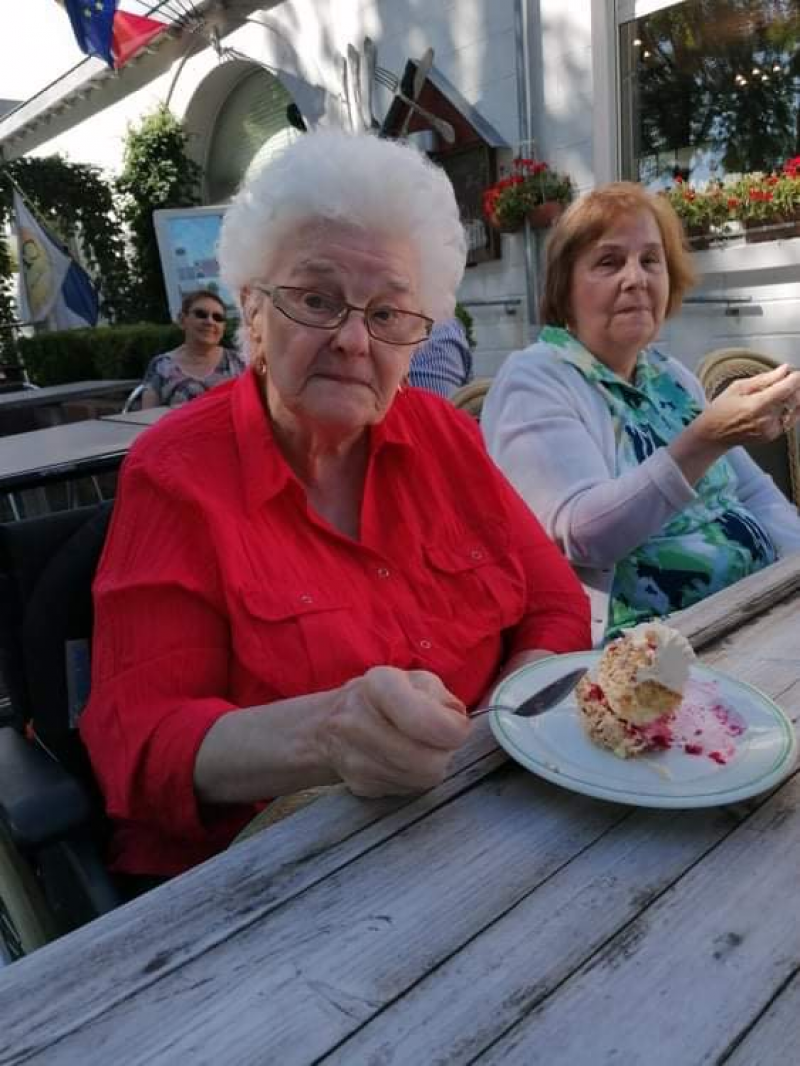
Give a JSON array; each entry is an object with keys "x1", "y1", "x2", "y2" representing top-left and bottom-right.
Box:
[
  {"x1": 233, "y1": 585, "x2": 354, "y2": 698},
  {"x1": 423, "y1": 533, "x2": 524, "y2": 634}
]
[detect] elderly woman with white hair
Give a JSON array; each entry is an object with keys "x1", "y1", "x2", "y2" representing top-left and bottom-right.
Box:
[{"x1": 80, "y1": 130, "x2": 590, "y2": 882}]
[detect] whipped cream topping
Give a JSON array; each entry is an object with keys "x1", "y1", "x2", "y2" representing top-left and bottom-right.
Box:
[{"x1": 628, "y1": 622, "x2": 695, "y2": 695}]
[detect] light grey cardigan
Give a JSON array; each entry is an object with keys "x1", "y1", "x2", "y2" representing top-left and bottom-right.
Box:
[{"x1": 482, "y1": 341, "x2": 800, "y2": 646}]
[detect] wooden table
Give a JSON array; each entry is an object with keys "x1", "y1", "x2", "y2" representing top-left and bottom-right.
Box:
[
  {"x1": 101, "y1": 405, "x2": 172, "y2": 426},
  {"x1": 0, "y1": 380, "x2": 138, "y2": 413},
  {"x1": 1, "y1": 558, "x2": 799, "y2": 1065}
]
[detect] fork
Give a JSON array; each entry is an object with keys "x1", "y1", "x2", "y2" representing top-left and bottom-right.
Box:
[{"x1": 373, "y1": 67, "x2": 456, "y2": 143}]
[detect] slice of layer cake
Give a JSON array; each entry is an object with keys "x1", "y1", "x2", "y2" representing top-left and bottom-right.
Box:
[{"x1": 577, "y1": 622, "x2": 695, "y2": 758}]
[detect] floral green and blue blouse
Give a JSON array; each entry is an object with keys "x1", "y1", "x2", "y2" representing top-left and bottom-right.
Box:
[{"x1": 541, "y1": 327, "x2": 777, "y2": 638}]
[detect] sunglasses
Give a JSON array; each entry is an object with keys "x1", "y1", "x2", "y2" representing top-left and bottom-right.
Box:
[{"x1": 189, "y1": 308, "x2": 226, "y2": 323}]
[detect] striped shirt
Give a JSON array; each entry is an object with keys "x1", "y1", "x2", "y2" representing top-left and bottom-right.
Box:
[{"x1": 409, "y1": 318, "x2": 473, "y2": 398}]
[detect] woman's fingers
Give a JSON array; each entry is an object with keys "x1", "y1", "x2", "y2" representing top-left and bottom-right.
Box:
[
  {"x1": 704, "y1": 368, "x2": 800, "y2": 445},
  {"x1": 365, "y1": 666, "x2": 470, "y2": 749},
  {"x1": 325, "y1": 667, "x2": 471, "y2": 796},
  {"x1": 739, "y1": 364, "x2": 794, "y2": 393}
]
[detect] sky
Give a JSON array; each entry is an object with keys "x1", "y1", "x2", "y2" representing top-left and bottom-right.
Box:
[{"x1": 0, "y1": 0, "x2": 81, "y2": 105}]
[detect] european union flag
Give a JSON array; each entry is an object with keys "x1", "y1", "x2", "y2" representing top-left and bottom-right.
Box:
[{"x1": 64, "y1": 0, "x2": 117, "y2": 68}]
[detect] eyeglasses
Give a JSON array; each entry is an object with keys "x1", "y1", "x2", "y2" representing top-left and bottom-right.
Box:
[
  {"x1": 189, "y1": 308, "x2": 226, "y2": 323},
  {"x1": 254, "y1": 285, "x2": 433, "y2": 346}
]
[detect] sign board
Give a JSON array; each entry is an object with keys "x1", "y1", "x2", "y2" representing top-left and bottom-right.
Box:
[{"x1": 153, "y1": 206, "x2": 234, "y2": 321}]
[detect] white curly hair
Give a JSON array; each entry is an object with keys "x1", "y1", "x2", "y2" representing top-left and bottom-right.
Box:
[{"x1": 219, "y1": 128, "x2": 467, "y2": 358}]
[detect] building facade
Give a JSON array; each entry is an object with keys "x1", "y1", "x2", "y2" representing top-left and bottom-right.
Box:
[{"x1": 1, "y1": 0, "x2": 797, "y2": 374}]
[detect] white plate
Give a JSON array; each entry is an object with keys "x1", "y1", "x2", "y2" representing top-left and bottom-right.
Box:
[{"x1": 489, "y1": 651, "x2": 797, "y2": 808}]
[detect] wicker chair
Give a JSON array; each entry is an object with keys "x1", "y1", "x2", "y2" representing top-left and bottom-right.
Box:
[
  {"x1": 696, "y1": 347, "x2": 800, "y2": 508},
  {"x1": 450, "y1": 378, "x2": 492, "y2": 421}
]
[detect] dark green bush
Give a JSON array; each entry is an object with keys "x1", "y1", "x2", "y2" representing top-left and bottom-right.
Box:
[
  {"x1": 455, "y1": 302, "x2": 476, "y2": 348},
  {"x1": 17, "y1": 323, "x2": 183, "y2": 386}
]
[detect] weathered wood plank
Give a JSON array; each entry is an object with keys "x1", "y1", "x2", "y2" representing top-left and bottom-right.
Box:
[
  {"x1": 724, "y1": 969, "x2": 800, "y2": 1065},
  {"x1": 319, "y1": 807, "x2": 745, "y2": 1066},
  {"x1": 472, "y1": 773, "x2": 800, "y2": 1066},
  {"x1": 0, "y1": 721, "x2": 502, "y2": 1062},
  {"x1": 2, "y1": 768, "x2": 635, "y2": 1065},
  {"x1": 670, "y1": 553, "x2": 800, "y2": 650}
]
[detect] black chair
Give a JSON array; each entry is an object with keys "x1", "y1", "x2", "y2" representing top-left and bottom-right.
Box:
[{"x1": 0, "y1": 502, "x2": 121, "y2": 961}]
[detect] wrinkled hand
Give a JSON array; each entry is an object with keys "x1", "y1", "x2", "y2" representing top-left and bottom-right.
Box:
[
  {"x1": 697, "y1": 365, "x2": 800, "y2": 446},
  {"x1": 321, "y1": 666, "x2": 472, "y2": 798}
]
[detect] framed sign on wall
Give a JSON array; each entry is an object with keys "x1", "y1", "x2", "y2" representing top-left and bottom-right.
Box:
[{"x1": 153, "y1": 206, "x2": 234, "y2": 321}]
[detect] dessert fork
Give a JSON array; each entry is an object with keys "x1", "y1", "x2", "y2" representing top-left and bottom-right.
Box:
[{"x1": 470, "y1": 667, "x2": 587, "y2": 719}]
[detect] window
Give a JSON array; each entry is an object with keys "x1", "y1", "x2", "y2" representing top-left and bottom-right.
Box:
[
  {"x1": 618, "y1": 0, "x2": 799, "y2": 187},
  {"x1": 205, "y1": 69, "x2": 300, "y2": 203}
]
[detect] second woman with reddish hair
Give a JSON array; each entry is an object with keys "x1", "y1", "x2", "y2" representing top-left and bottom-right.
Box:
[{"x1": 482, "y1": 182, "x2": 800, "y2": 646}]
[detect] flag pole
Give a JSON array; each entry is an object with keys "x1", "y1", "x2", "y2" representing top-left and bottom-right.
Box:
[{"x1": 0, "y1": 171, "x2": 37, "y2": 380}]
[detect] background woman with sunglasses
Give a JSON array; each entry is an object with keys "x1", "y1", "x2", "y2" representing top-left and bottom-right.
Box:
[{"x1": 139, "y1": 289, "x2": 245, "y2": 409}]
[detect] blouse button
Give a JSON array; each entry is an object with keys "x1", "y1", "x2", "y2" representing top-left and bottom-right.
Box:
[
  {"x1": 419, "y1": 639, "x2": 432, "y2": 650},
  {"x1": 470, "y1": 549, "x2": 484, "y2": 561},
  {"x1": 300, "y1": 594, "x2": 314, "y2": 604},
  {"x1": 377, "y1": 567, "x2": 391, "y2": 579}
]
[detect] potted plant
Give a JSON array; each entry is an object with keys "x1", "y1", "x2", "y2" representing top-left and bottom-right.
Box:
[
  {"x1": 482, "y1": 158, "x2": 575, "y2": 233},
  {"x1": 730, "y1": 162, "x2": 800, "y2": 243},
  {"x1": 662, "y1": 179, "x2": 731, "y2": 249}
]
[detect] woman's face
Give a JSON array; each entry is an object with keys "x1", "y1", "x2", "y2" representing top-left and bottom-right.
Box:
[
  {"x1": 568, "y1": 209, "x2": 670, "y2": 377},
  {"x1": 180, "y1": 296, "x2": 226, "y2": 347},
  {"x1": 246, "y1": 225, "x2": 421, "y2": 437}
]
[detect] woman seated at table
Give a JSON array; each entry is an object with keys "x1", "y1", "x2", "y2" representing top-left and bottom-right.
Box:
[
  {"x1": 139, "y1": 289, "x2": 245, "y2": 409},
  {"x1": 481, "y1": 182, "x2": 800, "y2": 646},
  {"x1": 80, "y1": 130, "x2": 590, "y2": 880}
]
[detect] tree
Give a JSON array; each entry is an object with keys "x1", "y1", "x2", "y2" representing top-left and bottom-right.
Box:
[{"x1": 117, "y1": 104, "x2": 202, "y2": 323}]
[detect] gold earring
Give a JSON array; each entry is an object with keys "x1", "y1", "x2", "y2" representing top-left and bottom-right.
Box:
[{"x1": 253, "y1": 355, "x2": 268, "y2": 377}]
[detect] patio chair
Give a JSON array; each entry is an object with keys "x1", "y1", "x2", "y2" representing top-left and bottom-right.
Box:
[
  {"x1": 122, "y1": 383, "x2": 146, "y2": 413},
  {"x1": 697, "y1": 348, "x2": 800, "y2": 508},
  {"x1": 451, "y1": 378, "x2": 492, "y2": 421},
  {"x1": 0, "y1": 502, "x2": 121, "y2": 961}
]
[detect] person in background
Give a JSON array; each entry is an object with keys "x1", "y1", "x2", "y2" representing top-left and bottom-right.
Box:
[
  {"x1": 409, "y1": 315, "x2": 473, "y2": 397},
  {"x1": 482, "y1": 181, "x2": 800, "y2": 646},
  {"x1": 80, "y1": 129, "x2": 590, "y2": 881},
  {"x1": 139, "y1": 289, "x2": 245, "y2": 409}
]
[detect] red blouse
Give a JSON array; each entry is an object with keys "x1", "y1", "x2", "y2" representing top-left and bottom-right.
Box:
[{"x1": 81, "y1": 369, "x2": 590, "y2": 876}]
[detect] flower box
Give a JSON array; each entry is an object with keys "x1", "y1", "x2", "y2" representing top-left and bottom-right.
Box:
[
  {"x1": 664, "y1": 157, "x2": 800, "y2": 248},
  {"x1": 527, "y1": 201, "x2": 565, "y2": 230},
  {"x1": 483, "y1": 158, "x2": 574, "y2": 234}
]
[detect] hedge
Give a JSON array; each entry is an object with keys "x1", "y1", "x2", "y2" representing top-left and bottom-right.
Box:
[{"x1": 15, "y1": 323, "x2": 185, "y2": 386}]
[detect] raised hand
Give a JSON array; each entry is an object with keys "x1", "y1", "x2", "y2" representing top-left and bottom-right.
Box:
[{"x1": 698, "y1": 365, "x2": 800, "y2": 446}]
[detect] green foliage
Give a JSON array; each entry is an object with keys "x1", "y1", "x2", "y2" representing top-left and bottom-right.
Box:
[
  {"x1": 17, "y1": 323, "x2": 182, "y2": 386},
  {"x1": 0, "y1": 155, "x2": 130, "y2": 322},
  {"x1": 117, "y1": 104, "x2": 202, "y2": 323},
  {"x1": 455, "y1": 302, "x2": 475, "y2": 349}
]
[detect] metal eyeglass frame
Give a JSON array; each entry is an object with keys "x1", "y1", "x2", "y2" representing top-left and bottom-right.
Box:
[{"x1": 253, "y1": 285, "x2": 434, "y2": 346}]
